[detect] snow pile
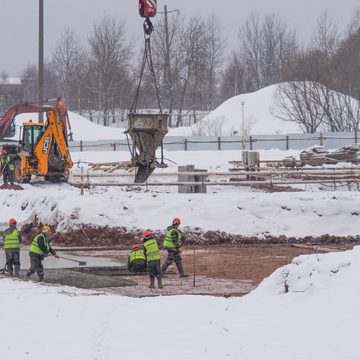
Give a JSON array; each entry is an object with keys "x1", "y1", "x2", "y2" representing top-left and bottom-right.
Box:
[
  {"x1": 186, "y1": 85, "x2": 303, "y2": 136},
  {"x1": 13, "y1": 111, "x2": 127, "y2": 141},
  {"x1": 0, "y1": 247, "x2": 360, "y2": 359}
]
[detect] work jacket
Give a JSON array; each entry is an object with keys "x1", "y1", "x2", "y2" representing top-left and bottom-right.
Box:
[
  {"x1": 1, "y1": 155, "x2": 14, "y2": 171},
  {"x1": 128, "y1": 247, "x2": 146, "y2": 264},
  {"x1": 3, "y1": 226, "x2": 21, "y2": 250},
  {"x1": 143, "y1": 238, "x2": 160, "y2": 262},
  {"x1": 29, "y1": 233, "x2": 56, "y2": 259},
  {"x1": 163, "y1": 226, "x2": 182, "y2": 250}
]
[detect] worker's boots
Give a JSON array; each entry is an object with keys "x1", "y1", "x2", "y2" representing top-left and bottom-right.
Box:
[
  {"x1": 177, "y1": 262, "x2": 189, "y2": 278},
  {"x1": 149, "y1": 277, "x2": 155, "y2": 289},
  {"x1": 14, "y1": 267, "x2": 20, "y2": 278},
  {"x1": 157, "y1": 277, "x2": 163, "y2": 289}
]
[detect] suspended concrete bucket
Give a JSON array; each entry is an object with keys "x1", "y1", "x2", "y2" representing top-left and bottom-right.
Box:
[{"x1": 126, "y1": 113, "x2": 168, "y2": 183}]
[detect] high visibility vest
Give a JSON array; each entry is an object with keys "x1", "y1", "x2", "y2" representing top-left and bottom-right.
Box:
[
  {"x1": 29, "y1": 233, "x2": 49, "y2": 255},
  {"x1": 143, "y1": 239, "x2": 160, "y2": 261},
  {"x1": 163, "y1": 228, "x2": 182, "y2": 249},
  {"x1": 1, "y1": 155, "x2": 14, "y2": 171},
  {"x1": 3, "y1": 228, "x2": 20, "y2": 249},
  {"x1": 129, "y1": 248, "x2": 146, "y2": 263}
]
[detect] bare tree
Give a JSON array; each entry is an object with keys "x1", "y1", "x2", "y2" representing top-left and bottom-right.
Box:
[
  {"x1": 86, "y1": 15, "x2": 132, "y2": 125},
  {"x1": 52, "y1": 27, "x2": 85, "y2": 110}
]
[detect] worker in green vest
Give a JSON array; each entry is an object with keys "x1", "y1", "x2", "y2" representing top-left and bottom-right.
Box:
[
  {"x1": 127, "y1": 244, "x2": 147, "y2": 272},
  {"x1": 26, "y1": 225, "x2": 58, "y2": 282},
  {"x1": 143, "y1": 230, "x2": 163, "y2": 289},
  {"x1": 161, "y1": 217, "x2": 189, "y2": 277},
  {"x1": 0, "y1": 148, "x2": 15, "y2": 185},
  {"x1": 2, "y1": 218, "x2": 22, "y2": 277}
]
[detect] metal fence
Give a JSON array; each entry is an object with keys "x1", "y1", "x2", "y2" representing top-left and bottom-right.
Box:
[{"x1": 69, "y1": 132, "x2": 360, "y2": 152}]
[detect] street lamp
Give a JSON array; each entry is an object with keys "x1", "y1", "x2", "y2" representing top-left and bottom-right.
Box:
[{"x1": 241, "y1": 101, "x2": 245, "y2": 150}]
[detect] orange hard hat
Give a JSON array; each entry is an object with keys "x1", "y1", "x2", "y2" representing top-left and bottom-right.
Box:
[
  {"x1": 42, "y1": 225, "x2": 51, "y2": 233},
  {"x1": 9, "y1": 218, "x2": 17, "y2": 225},
  {"x1": 131, "y1": 244, "x2": 139, "y2": 250},
  {"x1": 143, "y1": 230, "x2": 151, "y2": 237},
  {"x1": 172, "y1": 217, "x2": 181, "y2": 225}
]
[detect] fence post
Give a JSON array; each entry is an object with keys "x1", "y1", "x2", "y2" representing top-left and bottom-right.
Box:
[
  {"x1": 80, "y1": 140, "x2": 83, "y2": 152},
  {"x1": 249, "y1": 136, "x2": 253, "y2": 150},
  {"x1": 113, "y1": 143, "x2": 116, "y2": 151},
  {"x1": 184, "y1": 138, "x2": 188, "y2": 151},
  {"x1": 320, "y1": 133, "x2": 323, "y2": 146},
  {"x1": 355, "y1": 131, "x2": 358, "y2": 144},
  {"x1": 80, "y1": 167, "x2": 84, "y2": 196},
  {"x1": 218, "y1": 136, "x2": 221, "y2": 150},
  {"x1": 286, "y1": 135, "x2": 289, "y2": 151}
]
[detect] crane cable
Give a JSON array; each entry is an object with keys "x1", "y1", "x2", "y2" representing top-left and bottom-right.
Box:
[{"x1": 130, "y1": 17, "x2": 162, "y2": 114}]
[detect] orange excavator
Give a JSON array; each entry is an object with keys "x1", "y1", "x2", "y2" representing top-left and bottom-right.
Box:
[{"x1": 1, "y1": 98, "x2": 73, "y2": 183}]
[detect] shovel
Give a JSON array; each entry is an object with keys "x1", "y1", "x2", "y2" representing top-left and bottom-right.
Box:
[{"x1": 57, "y1": 255, "x2": 87, "y2": 266}]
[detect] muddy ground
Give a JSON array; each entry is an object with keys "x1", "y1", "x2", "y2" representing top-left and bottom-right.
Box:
[
  {"x1": 74, "y1": 243, "x2": 354, "y2": 297},
  {"x1": 16, "y1": 223, "x2": 359, "y2": 297}
]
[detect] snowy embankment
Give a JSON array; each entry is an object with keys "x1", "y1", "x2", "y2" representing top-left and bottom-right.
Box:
[
  {"x1": 1, "y1": 246, "x2": 359, "y2": 359},
  {"x1": 0, "y1": 149, "x2": 359, "y2": 237},
  {"x1": 1, "y1": 180, "x2": 360, "y2": 237}
]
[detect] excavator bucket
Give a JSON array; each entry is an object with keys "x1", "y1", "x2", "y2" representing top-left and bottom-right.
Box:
[{"x1": 126, "y1": 113, "x2": 168, "y2": 183}]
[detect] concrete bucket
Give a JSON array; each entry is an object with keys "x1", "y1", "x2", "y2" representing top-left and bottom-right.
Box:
[{"x1": 126, "y1": 113, "x2": 168, "y2": 183}]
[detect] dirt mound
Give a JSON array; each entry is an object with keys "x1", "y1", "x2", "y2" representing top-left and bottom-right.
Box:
[{"x1": 0, "y1": 184, "x2": 23, "y2": 190}]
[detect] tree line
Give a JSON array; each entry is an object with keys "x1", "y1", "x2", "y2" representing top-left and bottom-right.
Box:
[{"x1": 1, "y1": 10, "x2": 359, "y2": 131}]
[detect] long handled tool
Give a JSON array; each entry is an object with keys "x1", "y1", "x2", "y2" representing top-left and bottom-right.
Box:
[{"x1": 57, "y1": 255, "x2": 87, "y2": 266}]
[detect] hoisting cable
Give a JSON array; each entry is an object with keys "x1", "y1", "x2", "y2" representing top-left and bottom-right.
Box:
[{"x1": 130, "y1": 17, "x2": 163, "y2": 114}]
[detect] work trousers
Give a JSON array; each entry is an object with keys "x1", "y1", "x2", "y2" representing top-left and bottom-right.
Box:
[
  {"x1": 5, "y1": 249, "x2": 20, "y2": 276},
  {"x1": 27, "y1": 253, "x2": 44, "y2": 281},
  {"x1": 129, "y1": 259, "x2": 147, "y2": 273},
  {"x1": 148, "y1": 259, "x2": 161, "y2": 280},
  {"x1": 161, "y1": 249, "x2": 185, "y2": 275},
  {"x1": 3, "y1": 169, "x2": 14, "y2": 185}
]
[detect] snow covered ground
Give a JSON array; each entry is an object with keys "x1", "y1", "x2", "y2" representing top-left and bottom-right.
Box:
[
  {"x1": 1, "y1": 246, "x2": 359, "y2": 359},
  {"x1": 0, "y1": 148, "x2": 359, "y2": 237}
]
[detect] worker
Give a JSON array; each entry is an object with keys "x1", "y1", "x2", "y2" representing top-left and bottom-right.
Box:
[
  {"x1": 26, "y1": 225, "x2": 59, "y2": 282},
  {"x1": 143, "y1": 230, "x2": 163, "y2": 289},
  {"x1": 2, "y1": 218, "x2": 22, "y2": 277},
  {"x1": 0, "y1": 148, "x2": 15, "y2": 185},
  {"x1": 127, "y1": 243, "x2": 147, "y2": 273},
  {"x1": 161, "y1": 218, "x2": 189, "y2": 277}
]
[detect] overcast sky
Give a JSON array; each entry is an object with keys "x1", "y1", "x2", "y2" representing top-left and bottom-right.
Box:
[{"x1": 0, "y1": 0, "x2": 359, "y2": 76}]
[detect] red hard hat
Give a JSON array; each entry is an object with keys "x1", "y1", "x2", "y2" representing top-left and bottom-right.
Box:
[
  {"x1": 143, "y1": 230, "x2": 151, "y2": 237},
  {"x1": 9, "y1": 218, "x2": 16, "y2": 225},
  {"x1": 131, "y1": 244, "x2": 139, "y2": 250},
  {"x1": 172, "y1": 217, "x2": 181, "y2": 225},
  {"x1": 1, "y1": 148, "x2": 7, "y2": 156}
]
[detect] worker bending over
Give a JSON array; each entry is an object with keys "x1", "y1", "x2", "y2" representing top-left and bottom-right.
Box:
[
  {"x1": 26, "y1": 226, "x2": 58, "y2": 282},
  {"x1": 128, "y1": 244, "x2": 147, "y2": 273}
]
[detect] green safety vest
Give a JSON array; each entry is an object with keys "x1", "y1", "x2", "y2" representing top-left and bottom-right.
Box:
[
  {"x1": 129, "y1": 247, "x2": 146, "y2": 263},
  {"x1": 1, "y1": 155, "x2": 14, "y2": 171},
  {"x1": 143, "y1": 239, "x2": 160, "y2": 261},
  {"x1": 29, "y1": 233, "x2": 49, "y2": 255},
  {"x1": 163, "y1": 228, "x2": 182, "y2": 249},
  {"x1": 3, "y1": 229, "x2": 20, "y2": 249}
]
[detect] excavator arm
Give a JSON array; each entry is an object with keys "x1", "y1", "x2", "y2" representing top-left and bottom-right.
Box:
[{"x1": 0, "y1": 98, "x2": 72, "y2": 140}]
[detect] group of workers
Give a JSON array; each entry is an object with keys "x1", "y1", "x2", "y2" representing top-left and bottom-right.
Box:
[
  {"x1": 1, "y1": 216, "x2": 188, "y2": 289},
  {"x1": 1, "y1": 219, "x2": 58, "y2": 281},
  {"x1": 128, "y1": 217, "x2": 189, "y2": 289}
]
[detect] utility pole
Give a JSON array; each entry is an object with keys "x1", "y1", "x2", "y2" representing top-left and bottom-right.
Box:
[
  {"x1": 38, "y1": 0, "x2": 44, "y2": 122},
  {"x1": 159, "y1": 5, "x2": 179, "y2": 127}
]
